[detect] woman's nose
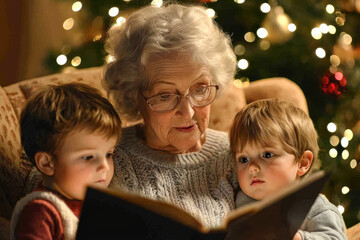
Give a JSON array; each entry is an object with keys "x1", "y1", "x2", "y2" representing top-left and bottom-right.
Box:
[{"x1": 176, "y1": 96, "x2": 195, "y2": 119}]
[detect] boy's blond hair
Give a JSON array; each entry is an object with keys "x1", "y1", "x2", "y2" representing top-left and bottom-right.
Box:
[
  {"x1": 229, "y1": 99, "x2": 320, "y2": 175},
  {"x1": 20, "y1": 82, "x2": 122, "y2": 165}
]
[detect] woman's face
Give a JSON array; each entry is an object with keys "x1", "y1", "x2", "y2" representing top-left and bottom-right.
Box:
[{"x1": 140, "y1": 55, "x2": 213, "y2": 153}]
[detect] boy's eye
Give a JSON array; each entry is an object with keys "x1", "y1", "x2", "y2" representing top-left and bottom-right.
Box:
[
  {"x1": 262, "y1": 152, "x2": 274, "y2": 159},
  {"x1": 106, "y1": 152, "x2": 114, "y2": 159},
  {"x1": 82, "y1": 155, "x2": 93, "y2": 161},
  {"x1": 237, "y1": 156, "x2": 249, "y2": 164}
]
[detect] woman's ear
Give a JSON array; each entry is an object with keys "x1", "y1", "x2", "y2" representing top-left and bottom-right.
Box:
[
  {"x1": 35, "y1": 152, "x2": 55, "y2": 176},
  {"x1": 297, "y1": 150, "x2": 313, "y2": 177}
]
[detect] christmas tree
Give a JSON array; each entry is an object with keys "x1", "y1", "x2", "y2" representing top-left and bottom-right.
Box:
[{"x1": 45, "y1": 0, "x2": 360, "y2": 227}]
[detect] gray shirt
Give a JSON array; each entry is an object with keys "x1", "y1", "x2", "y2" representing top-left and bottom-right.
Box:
[{"x1": 235, "y1": 191, "x2": 347, "y2": 239}]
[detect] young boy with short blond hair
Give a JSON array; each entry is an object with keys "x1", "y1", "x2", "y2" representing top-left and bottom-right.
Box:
[
  {"x1": 10, "y1": 82, "x2": 122, "y2": 240},
  {"x1": 229, "y1": 99, "x2": 346, "y2": 240}
]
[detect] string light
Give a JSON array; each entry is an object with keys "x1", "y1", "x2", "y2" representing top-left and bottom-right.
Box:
[
  {"x1": 330, "y1": 55, "x2": 340, "y2": 66},
  {"x1": 288, "y1": 23, "x2": 296, "y2": 32},
  {"x1": 330, "y1": 135, "x2": 340, "y2": 146},
  {"x1": 350, "y1": 159, "x2": 357, "y2": 169},
  {"x1": 234, "y1": 0, "x2": 245, "y2": 4},
  {"x1": 63, "y1": 18, "x2": 75, "y2": 30},
  {"x1": 234, "y1": 44, "x2": 245, "y2": 55},
  {"x1": 151, "y1": 0, "x2": 163, "y2": 7},
  {"x1": 72, "y1": 1, "x2": 82, "y2": 12},
  {"x1": 326, "y1": 4, "x2": 335, "y2": 14},
  {"x1": 109, "y1": 7, "x2": 119, "y2": 17},
  {"x1": 56, "y1": 55, "x2": 67, "y2": 65},
  {"x1": 315, "y1": 48, "x2": 326, "y2": 58},
  {"x1": 206, "y1": 8, "x2": 216, "y2": 18},
  {"x1": 342, "y1": 150, "x2": 349, "y2": 160},
  {"x1": 256, "y1": 28, "x2": 268, "y2": 39},
  {"x1": 319, "y1": 23, "x2": 329, "y2": 34},
  {"x1": 116, "y1": 17, "x2": 126, "y2": 26},
  {"x1": 311, "y1": 27, "x2": 322, "y2": 40},
  {"x1": 238, "y1": 59, "x2": 249, "y2": 70},
  {"x1": 233, "y1": 77, "x2": 250, "y2": 88},
  {"x1": 328, "y1": 25, "x2": 336, "y2": 34},
  {"x1": 327, "y1": 122, "x2": 337, "y2": 132},
  {"x1": 338, "y1": 205, "x2": 345, "y2": 214},
  {"x1": 342, "y1": 186, "x2": 350, "y2": 195},
  {"x1": 344, "y1": 129, "x2": 353, "y2": 141},
  {"x1": 259, "y1": 40, "x2": 270, "y2": 50},
  {"x1": 244, "y1": 32, "x2": 256, "y2": 42},
  {"x1": 329, "y1": 148, "x2": 338, "y2": 158},
  {"x1": 260, "y1": 3, "x2": 271, "y2": 13},
  {"x1": 71, "y1": 56, "x2": 81, "y2": 67},
  {"x1": 341, "y1": 137, "x2": 349, "y2": 148}
]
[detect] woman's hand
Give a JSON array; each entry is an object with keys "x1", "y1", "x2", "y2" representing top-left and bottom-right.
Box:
[{"x1": 292, "y1": 232, "x2": 302, "y2": 240}]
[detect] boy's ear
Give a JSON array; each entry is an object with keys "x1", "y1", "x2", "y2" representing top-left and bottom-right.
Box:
[
  {"x1": 35, "y1": 152, "x2": 55, "y2": 176},
  {"x1": 297, "y1": 150, "x2": 313, "y2": 177}
]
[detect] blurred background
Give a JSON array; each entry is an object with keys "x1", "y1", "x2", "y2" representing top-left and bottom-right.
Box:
[{"x1": 1, "y1": 0, "x2": 360, "y2": 228}]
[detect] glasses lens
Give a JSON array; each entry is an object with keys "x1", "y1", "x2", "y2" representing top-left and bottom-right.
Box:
[
  {"x1": 148, "y1": 94, "x2": 179, "y2": 112},
  {"x1": 190, "y1": 85, "x2": 217, "y2": 107}
]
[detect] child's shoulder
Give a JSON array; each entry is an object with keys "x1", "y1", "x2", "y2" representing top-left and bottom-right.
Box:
[{"x1": 307, "y1": 194, "x2": 342, "y2": 218}]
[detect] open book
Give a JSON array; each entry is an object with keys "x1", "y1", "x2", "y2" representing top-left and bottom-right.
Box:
[{"x1": 76, "y1": 171, "x2": 330, "y2": 240}]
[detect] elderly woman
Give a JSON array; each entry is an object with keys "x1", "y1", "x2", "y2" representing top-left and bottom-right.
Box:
[{"x1": 103, "y1": 3, "x2": 307, "y2": 228}]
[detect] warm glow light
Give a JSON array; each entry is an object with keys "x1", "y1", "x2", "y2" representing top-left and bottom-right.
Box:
[
  {"x1": 342, "y1": 186, "x2": 350, "y2": 195},
  {"x1": 71, "y1": 56, "x2": 81, "y2": 67},
  {"x1": 342, "y1": 150, "x2": 349, "y2": 160},
  {"x1": 234, "y1": 44, "x2": 245, "y2": 55},
  {"x1": 63, "y1": 18, "x2": 74, "y2": 30},
  {"x1": 72, "y1": 1, "x2": 82, "y2": 12},
  {"x1": 338, "y1": 205, "x2": 345, "y2": 214},
  {"x1": 233, "y1": 77, "x2": 250, "y2": 88},
  {"x1": 328, "y1": 25, "x2": 336, "y2": 34},
  {"x1": 260, "y1": 3, "x2": 271, "y2": 13},
  {"x1": 238, "y1": 59, "x2": 249, "y2": 70},
  {"x1": 341, "y1": 137, "x2": 349, "y2": 148},
  {"x1": 256, "y1": 28, "x2": 268, "y2": 39},
  {"x1": 320, "y1": 23, "x2": 329, "y2": 34},
  {"x1": 329, "y1": 148, "x2": 338, "y2": 158},
  {"x1": 344, "y1": 129, "x2": 353, "y2": 141},
  {"x1": 330, "y1": 135, "x2": 340, "y2": 146},
  {"x1": 335, "y1": 72, "x2": 343, "y2": 80},
  {"x1": 151, "y1": 0, "x2": 163, "y2": 7},
  {"x1": 315, "y1": 48, "x2": 326, "y2": 58},
  {"x1": 350, "y1": 159, "x2": 357, "y2": 169},
  {"x1": 341, "y1": 33, "x2": 353, "y2": 45},
  {"x1": 327, "y1": 122, "x2": 337, "y2": 132},
  {"x1": 116, "y1": 17, "x2": 126, "y2": 25},
  {"x1": 244, "y1": 32, "x2": 256, "y2": 42},
  {"x1": 326, "y1": 4, "x2": 335, "y2": 14},
  {"x1": 206, "y1": 8, "x2": 216, "y2": 18},
  {"x1": 259, "y1": 40, "x2": 270, "y2": 50},
  {"x1": 109, "y1": 7, "x2": 119, "y2": 17},
  {"x1": 106, "y1": 55, "x2": 115, "y2": 63},
  {"x1": 288, "y1": 23, "x2": 296, "y2": 32},
  {"x1": 234, "y1": 0, "x2": 245, "y2": 4},
  {"x1": 56, "y1": 55, "x2": 67, "y2": 65},
  {"x1": 311, "y1": 28, "x2": 322, "y2": 40},
  {"x1": 330, "y1": 55, "x2": 340, "y2": 66}
]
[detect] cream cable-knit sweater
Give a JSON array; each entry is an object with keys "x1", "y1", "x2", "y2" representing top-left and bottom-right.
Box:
[{"x1": 110, "y1": 125, "x2": 238, "y2": 228}]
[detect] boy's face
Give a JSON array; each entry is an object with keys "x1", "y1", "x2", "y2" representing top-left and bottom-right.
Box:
[
  {"x1": 235, "y1": 142, "x2": 300, "y2": 200},
  {"x1": 49, "y1": 129, "x2": 116, "y2": 200}
]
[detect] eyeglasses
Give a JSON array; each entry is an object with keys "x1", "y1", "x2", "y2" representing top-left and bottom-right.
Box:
[{"x1": 141, "y1": 85, "x2": 219, "y2": 113}]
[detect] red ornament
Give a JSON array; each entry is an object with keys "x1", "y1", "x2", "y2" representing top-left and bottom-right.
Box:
[{"x1": 321, "y1": 71, "x2": 347, "y2": 96}]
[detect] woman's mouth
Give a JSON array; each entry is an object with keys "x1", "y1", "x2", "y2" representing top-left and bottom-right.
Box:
[{"x1": 175, "y1": 124, "x2": 197, "y2": 132}]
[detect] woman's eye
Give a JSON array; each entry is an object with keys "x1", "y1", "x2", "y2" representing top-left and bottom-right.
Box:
[
  {"x1": 238, "y1": 157, "x2": 249, "y2": 164},
  {"x1": 82, "y1": 155, "x2": 93, "y2": 161},
  {"x1": 194, "y1": 86, "x2": 208, "y2": 95},
  {"x1": 262, "y1": 152, "x2": 274, "y2": 159}
]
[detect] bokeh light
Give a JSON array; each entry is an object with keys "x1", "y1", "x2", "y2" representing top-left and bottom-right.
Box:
[
  {"x1": 344, "y1": 129, "x2": 353, "y2": 141},
  {"x1": 288, "y1": 23, "x2": 296, "y2": 32},
  {"x1": 260, "y1": 3, "x2": 271, "y2": 13},
  {"x1": 72, "y1": 1, "x2": 82, "y2": 12},
  {"x1": 56, "y1": 55, "x2": 67, "y2": 65},
  {"x1": 109, "y1": 7, "x2": 119, "y2": 17},
  {"x1": 315, "y1": 48, "x2": 326, "y2": 58},
  {"x1": 238, "y1": 59, "x2": 249, "y2": 70},
  {"x1": 327, "y1": 122, "x2": 337, "y2": 132},
  {"x1": 256, "y1": 28, "x2": 268, "y2": 39},
  {"x1": 330, "y1": 135, "x2": 340, "y2": 146},
  {"x1": 342, "y1": 186, "x2": 350, "y2": 195},
  {"x1": 329, "y1": 148, "x2": 338, "y2": 158},
  {"x1": 244, "y1": 32, "x2": 256, "y2": 42},
  {"x1": 326, "y1": 4, "x2": 335, "y2": 14},
  {"x1": 63, "y1": 18, "x2": 74, "y2": 30},
  {"x1": 71, "y1": 56, "x2": 81, "y2": 67}
]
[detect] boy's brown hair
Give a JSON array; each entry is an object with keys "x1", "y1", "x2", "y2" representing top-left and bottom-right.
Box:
[
  {"x1": 229, "y1": 99, "x2": 320, "y2": 175},
  {"x1": 20, "y1": 82, "x2": 122, "y2": 165}
]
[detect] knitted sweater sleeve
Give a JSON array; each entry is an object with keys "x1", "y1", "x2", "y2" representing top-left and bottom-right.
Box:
[{"x1": 14, "y1": 199, "x2": 63, "y2": 240}]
